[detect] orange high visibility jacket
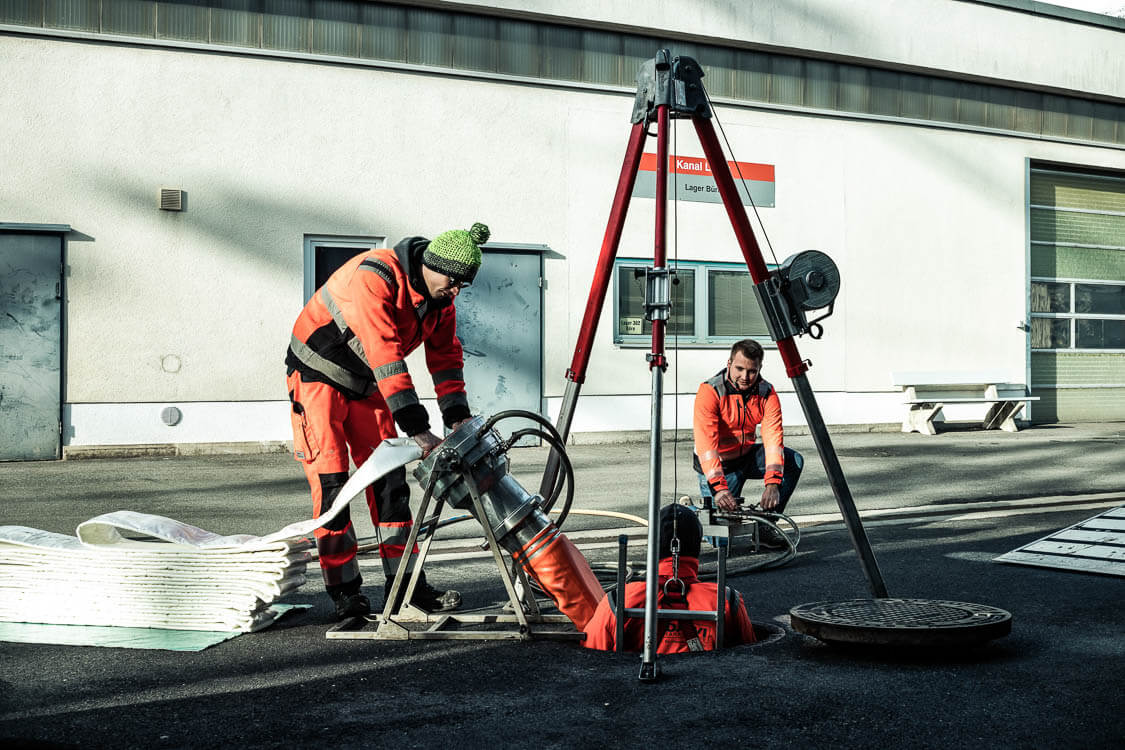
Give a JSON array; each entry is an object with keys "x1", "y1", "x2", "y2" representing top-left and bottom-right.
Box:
[
  {"x1": 582, "y1": 557, "x2": 756, "y2": 652},
  {"x1": 286, "y1": 237, "x2": 470, "y2": 436},
  {"x1": 693, "y1": 369, "x2": 784, "y2": 495}
]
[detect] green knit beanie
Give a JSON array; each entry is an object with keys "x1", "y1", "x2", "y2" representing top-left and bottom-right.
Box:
[{"x1": 423, "y1": 222, "x2": 489, "y2": 283}]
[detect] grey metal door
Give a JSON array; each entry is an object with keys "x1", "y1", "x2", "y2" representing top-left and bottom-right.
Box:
[
  {"x1": 456, "y1": 249, "x2": 543, "y2": 439},
  {"x1": 0, "y1": 233, "x2": 63, "y2": 460}
]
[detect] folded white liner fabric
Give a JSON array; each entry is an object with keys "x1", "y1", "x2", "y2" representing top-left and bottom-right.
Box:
[{"x1": 0, "y1": 439, "x2": 422, "y2": 632}]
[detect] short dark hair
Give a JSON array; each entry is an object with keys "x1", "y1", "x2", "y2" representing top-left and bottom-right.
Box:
[
  {"x1": 729, "y1": 339, "x2": 764, "y2": 362},
  {"x1": 658, "y1": 504, "x2": 702, "y2": 559}
]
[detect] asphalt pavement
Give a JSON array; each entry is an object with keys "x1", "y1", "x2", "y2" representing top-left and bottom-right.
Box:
[{"x1": 1, "y1": 421, "x2": 1123, "y2": 748}]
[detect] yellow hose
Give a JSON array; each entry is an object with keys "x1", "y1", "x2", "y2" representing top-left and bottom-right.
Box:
[{"x1": 550, "y1": 508, "x2": 649, "y2": 526}]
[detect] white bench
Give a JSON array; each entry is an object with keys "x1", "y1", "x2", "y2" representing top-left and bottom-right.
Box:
[{"x1": 890, "y1": 370, "x2": 1040, "y2": 436}]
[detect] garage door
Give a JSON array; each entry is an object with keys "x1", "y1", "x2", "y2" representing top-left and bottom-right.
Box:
[{"x1": 1029, "y1": 166, "x2": 1125, "y2": 422}]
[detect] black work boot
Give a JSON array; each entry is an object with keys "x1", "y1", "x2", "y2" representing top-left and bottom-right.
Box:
[
  {"x1": 385, "y1": 570, "x2": 462, "y2": 613},
  {"x1": 330, "y1": 591, "x2": 371, "y2": 620},
  {"x1": 327, "y1": 578, "x2": 371, "y2": 621}
]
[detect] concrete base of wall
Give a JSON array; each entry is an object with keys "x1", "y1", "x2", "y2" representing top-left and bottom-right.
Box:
[
  {"x1": 63, "y1": 441, "x2": 291, "y2": 460},
  {"x1": 60, "y1": 425, "x2": 904, "y2": 459},
  {"x1": 62, "y1": 394, "x2": 906, "y2": 454}
]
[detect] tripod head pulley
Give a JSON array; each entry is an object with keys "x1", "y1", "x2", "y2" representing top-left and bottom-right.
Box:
[
  {"x1": 631, "y1": 50, "x2": 711, "y2": 126},
  {"x1": 754, "y1": 249, "x2": 842, "y2": 341}
]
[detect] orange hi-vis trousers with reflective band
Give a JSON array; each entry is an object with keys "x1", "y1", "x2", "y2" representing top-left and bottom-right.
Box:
[{"x1": 287, "y1": 370, "x2": 417, "y2": 591}]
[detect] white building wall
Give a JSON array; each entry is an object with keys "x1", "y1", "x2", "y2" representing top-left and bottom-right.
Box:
[{"x1": 2, "y1": 1, "x2": 1123, "y2": 449}]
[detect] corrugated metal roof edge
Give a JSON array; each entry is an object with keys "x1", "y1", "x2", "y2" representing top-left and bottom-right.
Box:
[{"x1": 961, "y1": 0, "x2": 1125, "y2": 31}]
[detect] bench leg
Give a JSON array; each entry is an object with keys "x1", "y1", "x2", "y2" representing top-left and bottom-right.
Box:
[
  {"x1": 904, "y1": 402, "x2": 943, "y2": 435},
  {"x1": 983, "y1": 400, "x2": 1026, "y2": 432}
]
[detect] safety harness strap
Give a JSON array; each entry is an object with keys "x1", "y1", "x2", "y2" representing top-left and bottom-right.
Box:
[{"x1": 657, "y1": 585, "x2": 705, "y2": 652}]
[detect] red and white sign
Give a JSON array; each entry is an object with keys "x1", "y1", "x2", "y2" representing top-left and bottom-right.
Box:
[{"x1": 633, "y1": 153, "x2": 775, "y2": 206}]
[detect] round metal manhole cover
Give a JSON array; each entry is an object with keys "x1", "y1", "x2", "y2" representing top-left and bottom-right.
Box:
[{"x1": 789, "y1": 598, "x2": 1012, "y2": 647}]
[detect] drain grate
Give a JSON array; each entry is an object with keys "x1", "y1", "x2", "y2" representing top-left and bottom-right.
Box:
[
  {"x1": 995, "y1": 504, "x2": 1125, "y2": 577},
  {"x1": 790, "y1": 598, "x2": 1012, "y2": 647}
]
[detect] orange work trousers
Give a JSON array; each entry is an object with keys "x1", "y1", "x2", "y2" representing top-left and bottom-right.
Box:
[{"x1": 286, "y1": 370, "x2": 417, "y2": 592}]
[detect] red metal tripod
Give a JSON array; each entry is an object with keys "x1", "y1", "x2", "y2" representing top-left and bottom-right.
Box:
[{"x1": 544, "y1": 50, "x2": 888, "y2": 680}]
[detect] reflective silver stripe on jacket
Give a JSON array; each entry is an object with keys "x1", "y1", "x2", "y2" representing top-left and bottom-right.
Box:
[
  {"x1": 289, "y1": 335, "x2": 376, "y2": 396},
  {"x1": 438, "y1": 392, "x2": 469, "y2": 413},
  {"x1": 372, "y1": 360, "x2": 408, "y2": 382},
  {"x1": 320, "y1": 288, "x2": 371, "y2": 366},
  {"x1": 359, "y1": 258, "x2": 398, "y2": 295},
  {"x1": 385, "y1": 388, "x2": 421, "y2": 412},
  {"x1": 431, "y1": 368, "x2": 464, "y2": 386}
]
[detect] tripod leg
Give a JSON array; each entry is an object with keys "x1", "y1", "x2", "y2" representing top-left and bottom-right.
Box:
[
  {"x1": 539, "y1": 120, "x2": 649, "y2": 498},
  {"x1": 692, "y1": 115, "x2": 889, "y2": 599},
  {"x1": 640, "y1": 103, "x2": 671, "y2": 682}
]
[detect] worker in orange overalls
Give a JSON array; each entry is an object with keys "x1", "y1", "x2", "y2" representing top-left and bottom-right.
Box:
[
  {"x1": 582, "y1": 504, "x2": 757, "y2": 652},
  {"x1": 693, "y1": 338, "x2": 804, "y2": 545},
  {"x1": 285, "y1": 223, "x2": 490, "y2": 620}
]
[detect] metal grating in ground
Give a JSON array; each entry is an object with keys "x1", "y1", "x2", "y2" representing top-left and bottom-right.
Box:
[{"x1": 995, "y1": 505, "x2": 1125, "y2": 577}]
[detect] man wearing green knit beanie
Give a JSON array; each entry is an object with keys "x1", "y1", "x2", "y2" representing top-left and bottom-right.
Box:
[
  {"x1": 420, "y1": 222, "x2": 489, "y2": 300},
  {"x1": 285, "y1": 221, "x2": 490, "y2": 621}
]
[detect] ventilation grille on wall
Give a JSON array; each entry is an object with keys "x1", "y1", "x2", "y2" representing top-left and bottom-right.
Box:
[{"x1": 159, "y1": 189, "x2": 184, "y2": 211}]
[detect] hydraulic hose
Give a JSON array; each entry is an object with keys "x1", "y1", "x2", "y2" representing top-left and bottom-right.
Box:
[
  {"x1": 503, "y1": 427, "x2": 575, "y2": 528},
  {"x1": 481, "y1": 410, "x2": 572, "y2": 514},
  {"x1": 481, "y1": 409, "x2": 566, "y2": 441}
]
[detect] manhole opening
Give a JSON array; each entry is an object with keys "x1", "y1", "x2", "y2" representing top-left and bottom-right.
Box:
[{"x1": 747, "y1": 621, "x2": 786, "y2": 648}]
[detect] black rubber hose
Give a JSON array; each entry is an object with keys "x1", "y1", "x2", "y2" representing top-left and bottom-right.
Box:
[
  {"x1": 502, "y1": 427, "x2": 568, "y2": 506},
  {"x1": 484, "y1": 410, "x2": 570, "y2": 501},
  {"x1": 481, "y1": 410, "x2": 573, "y2": 524},
  {"x1": 481, "y1": 409, "x2": 564, "y2": 442},
  {"x1": 503, "y1": 427, "x2": 575, "y2": 529}
]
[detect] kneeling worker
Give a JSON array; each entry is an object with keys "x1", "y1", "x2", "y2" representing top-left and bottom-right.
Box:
[
  {"x1": 582, "y1": 504, "x2": 757, "y2": 652},
  {"x1": 693, "y1": 339, "x2": 804, "y2": 544}
]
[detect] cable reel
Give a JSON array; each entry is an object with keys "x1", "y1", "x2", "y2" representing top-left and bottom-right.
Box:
[{"x1": 752, "y1": 249, "x2": 841, "y2": 341}]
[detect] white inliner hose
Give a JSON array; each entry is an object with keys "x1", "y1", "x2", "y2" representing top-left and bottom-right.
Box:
[
  {"x1": 74, "y1": 438, "x2": 423, "y2": 548},
  {"x1": 0, "y1": 439, "x2": 422, "y2": 632}
]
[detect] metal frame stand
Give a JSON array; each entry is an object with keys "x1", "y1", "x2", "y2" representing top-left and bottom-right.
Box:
[
  {"x1": 543, "y1": 50, "x2": 889, "y2": 681},
  {"x1": 327, "y1": 472, "x2": 579, "y2": 641},
  {"x1": 610, "y1": 520, "x2": 730, "y2": 654},
  {"x1": 704, "y1": 501, "x2": 800, "y2": 565}
]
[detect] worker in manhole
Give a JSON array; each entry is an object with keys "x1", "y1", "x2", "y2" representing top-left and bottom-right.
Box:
[
  {"x1": 285, "y1": 223, "x2": 491, "y2": 620},
  {"x1": 692, "y1": 339, "x2": 804, "y2": 546},
  {"x1": 583, "y1": 504, "x2": 757, "y2": 651}
]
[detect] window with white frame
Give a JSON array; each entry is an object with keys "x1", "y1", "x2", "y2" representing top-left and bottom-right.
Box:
[
  {"x1": 1030, "y1": 279, "x2": 1125, "y2": 350},
  {"x1": 613, "y1": 259, "x2": 773, "y2": 346}
]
